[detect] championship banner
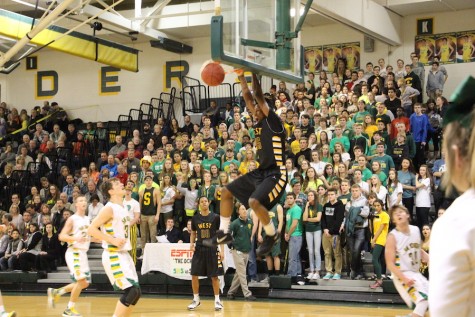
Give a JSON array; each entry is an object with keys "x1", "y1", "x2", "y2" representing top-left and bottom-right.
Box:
[
  {"x1": 322, "y1": 44, "x2": 341, "y2": 73},
  {"x1": 141, "y1": 243, "x2": 235, "y2": 280},
  {"x1": 434, "y1": 33, "x2": 456, "y2": 64},
  {"x1": 456, "y1": 31, "x2": 475, "y2": 63},
  {"x1": 415, "y1": 36, "x2": 435, "y2": 65},
  {"x1": 304, "y1": 46, "x2": 323, "y2": 74},
  {"x1": 341, "y1": 42, "x2": 360, "y2": 70}
]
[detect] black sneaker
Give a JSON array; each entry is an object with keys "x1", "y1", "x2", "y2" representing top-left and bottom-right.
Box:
[
  {"x1": 203, "y1": 230, "x2": 233, "y2": 248},
  {"x1": 256, "y1": 234, "x2": 279, "y2": 257},
  {"x1": 245, "y1": 295, "x2": 256, "y2": 301}
]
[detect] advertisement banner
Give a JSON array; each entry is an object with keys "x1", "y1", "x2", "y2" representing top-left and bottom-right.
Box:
[
  {"x1": 141, "y1": 243, "x2": 194, "y2": 279},
  {"x1": 141, "y1": 243, "x2": 234, "y2": 280}
]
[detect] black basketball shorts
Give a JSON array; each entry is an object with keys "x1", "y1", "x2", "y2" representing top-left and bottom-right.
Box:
[
  {"x1": 190, "y1": 245, "x2": 224, "y2": 277},
  {"x1": 226, "y1": 167, "x2": 287, "y2": 210}
]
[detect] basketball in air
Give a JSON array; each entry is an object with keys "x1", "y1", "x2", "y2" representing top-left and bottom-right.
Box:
[{"x1": 201, "y1": 61, "x2": 225, "y2": 86}]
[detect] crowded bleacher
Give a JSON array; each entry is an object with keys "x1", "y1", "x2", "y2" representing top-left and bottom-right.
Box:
[{"x1": 0, "y1": 53, "x2": 453, "y2": 289}]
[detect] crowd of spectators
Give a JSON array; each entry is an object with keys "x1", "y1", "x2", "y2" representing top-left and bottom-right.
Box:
[{"x1": 0, "y1": 52, "x2": 455, "y2": 287}]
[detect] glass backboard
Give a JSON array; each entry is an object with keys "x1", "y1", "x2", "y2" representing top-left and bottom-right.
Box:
[{"x1": 211, "y1": 0, "x2": 306, "y2": 83}]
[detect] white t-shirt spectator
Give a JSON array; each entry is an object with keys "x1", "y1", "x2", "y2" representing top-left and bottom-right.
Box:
[
  {"x1": 388, "y1": 182, "x2": 403, "y2": 208},
  {"x1": 161, "y1": 186, "x2": 176, "y2": 214},
  {"x1": 356, "y1": 181, "x2": 370, "y2": 196},
  {"x1": 310, "y1": 161, "x2": 326, "y2": 176},
  {"x1": 123, "y1": 197, "x2": 140, "y2": 220},
  {"x1": 341, "y1": 152, "x2": 351, "y2": 164},
  {"x1": 88, "y1": 202, "x2": 104, "y2": 221},
  {"x1": 415, "y1": 177, "x2": 431, "y2": 208},
  {"x1": 374, "y1": 186, "x2": 388, "y2": 205}
]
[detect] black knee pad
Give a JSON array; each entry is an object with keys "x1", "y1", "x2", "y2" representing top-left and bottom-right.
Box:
[{"x1": 120, "y1": 286, "x2": 141, "y2": 307}]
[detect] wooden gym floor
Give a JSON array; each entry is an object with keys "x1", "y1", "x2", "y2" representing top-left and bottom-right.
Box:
[{"x1": 2, "y1": 293, "x2": 410, "y2": 316}]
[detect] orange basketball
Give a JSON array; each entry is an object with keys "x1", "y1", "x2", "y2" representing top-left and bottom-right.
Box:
[{"x1": 201, "y1": 62, "x2": 225, "y2": 86}]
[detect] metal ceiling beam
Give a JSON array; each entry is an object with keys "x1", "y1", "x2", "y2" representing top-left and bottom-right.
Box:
[
  {"x1": 312, "y1": 0, "x2": 402, "y2": 46},
  {"x1": 140, "y1": 0, "x2": 171, "y2": 26},
  {"x1": 80, "y1": 3, "x2": 171, "y2": 40},
  {"x1": 135, "y1": 0, "x2": 142, "y2": 18}
]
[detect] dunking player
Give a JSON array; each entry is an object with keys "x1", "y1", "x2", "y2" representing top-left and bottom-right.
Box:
[
  {"x1": 385, "y1": 205, "x2": 429, "y2": 317},
  {"x1": 48, "y1": 195, "x2": 91, "y2": 317},
  {"x1": 187, "y1": 196, "x2": 223, "y2": 311},
  {"x1": 204, "y1": 72, "x2": 287, "y2": 257},
  {"x1": 87, "y1": 178, "x2": 141, "y2": 317}
]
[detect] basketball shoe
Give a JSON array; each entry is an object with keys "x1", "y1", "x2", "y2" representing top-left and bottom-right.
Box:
[{"x1": 203, "y1": 230, "x2": 232, "y2": 248}]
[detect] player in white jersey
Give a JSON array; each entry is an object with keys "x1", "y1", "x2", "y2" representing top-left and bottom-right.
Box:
[
  {"x1": 385, "y1": 205, "x2": 429, "y2": 317},
  {"x1": 429, "y1": 77, "x2": 475, "y2": 317},
  {"x1": 0, "y1": 290, "x2": 16, "y2": 317},
  {"x1": 88, "y1": 178, "x2": 140, "y2": 317},
  {"x1": 48, "y1": 196, "x2": 91, "y2": 317},
  {"x1": 124, "y1": 181, "x2": 141, "y2": 264}
]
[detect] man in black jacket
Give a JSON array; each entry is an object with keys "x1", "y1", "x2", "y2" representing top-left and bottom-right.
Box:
[
  {"x1": 294, "y1": 137, "x2": 312, "y2": 170},
  {"x1": 404, "y1": 64, "x2": 422, "y2": 98},
  {"x1": 321, "y1": 188, "x2": 345, "y2": 280},
  {"x1": 158, "y1": 218, "x2": 181, "y2": 243}
]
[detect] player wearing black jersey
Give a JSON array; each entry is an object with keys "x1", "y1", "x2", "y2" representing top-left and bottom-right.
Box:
[
  {"x1": 203, "y1": 72, "x2": 287, "y2": 257},
  {"x1": 188, "y1": 196, "x2": 224, "y2": 311}
]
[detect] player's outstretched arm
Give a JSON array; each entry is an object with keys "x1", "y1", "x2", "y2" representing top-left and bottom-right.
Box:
[
  {"x1": 251, "y1": 73, "x2": 270, "y2": 117},
  {"x1": 238, "y1": 72, "x2": 255, "y2": 112}
]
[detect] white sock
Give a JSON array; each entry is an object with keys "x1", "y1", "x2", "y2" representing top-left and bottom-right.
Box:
[
  {"x1": 220, "y1": 216, "x2": 231, "y2": 233},
  {"x1": 0, "y1": 305, "x2": 5, "y2": 312},
  {"x1": 193, "y1": 294, "x2": 200, "y2": 302},
  {"x1": 58, "y1": 288, "x2": 66, "y2": 296},
  {"x1": 263, "y1": 222, "x2": 276, "y2": 236},
  {"x1": 68, "y1": 301, "x2": 75, "y2": 309},
  {"x1": 215, "y1": 295, "x2": 220, "y2": 302}
]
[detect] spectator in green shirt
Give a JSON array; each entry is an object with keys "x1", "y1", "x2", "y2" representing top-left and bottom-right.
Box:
[
  {"x1": 303, "y1": 190, "x2": 322, "y2": 280},
  {"x1": 227, "y1": 204, "x2": 256, "y2": 301},
  {"x1": 356, "y1": 156, "x2": 373, "y2": 182},
  {"x1": 151, "y1": 149, "x2": 166, "y2": 175},
  {"x1": 222, "y1": 149, "x2": 240, "y2": 173},
  {"x1": 330, "y1": 126, "x2": 350, "y2": 154},
  {"x1": 371, "y1": 142, "x2": 395, "y2": 177},
  {"x1": 284, "y1": 193, "x2": 303, "y2": 278},
  {"x1": 202, "y1": 148, "x2": 221, "y2": 171},
  {"x1": 352, "y1": 100, "x2": 370, "y2": 124}
]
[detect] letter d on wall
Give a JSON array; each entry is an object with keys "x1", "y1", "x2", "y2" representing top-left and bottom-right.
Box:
[{"x1": 36, "y1": 70, "x2": 58, "y2": 99}]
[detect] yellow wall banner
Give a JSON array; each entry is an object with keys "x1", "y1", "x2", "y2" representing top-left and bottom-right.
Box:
[{"x1": 0, "y1": 9, "x2": 139, "y2": 72}]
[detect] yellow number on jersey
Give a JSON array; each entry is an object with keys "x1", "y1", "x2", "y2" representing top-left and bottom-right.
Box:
[{"x1": 143, "y1": 192, "x2": 151, "y2": 205}]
